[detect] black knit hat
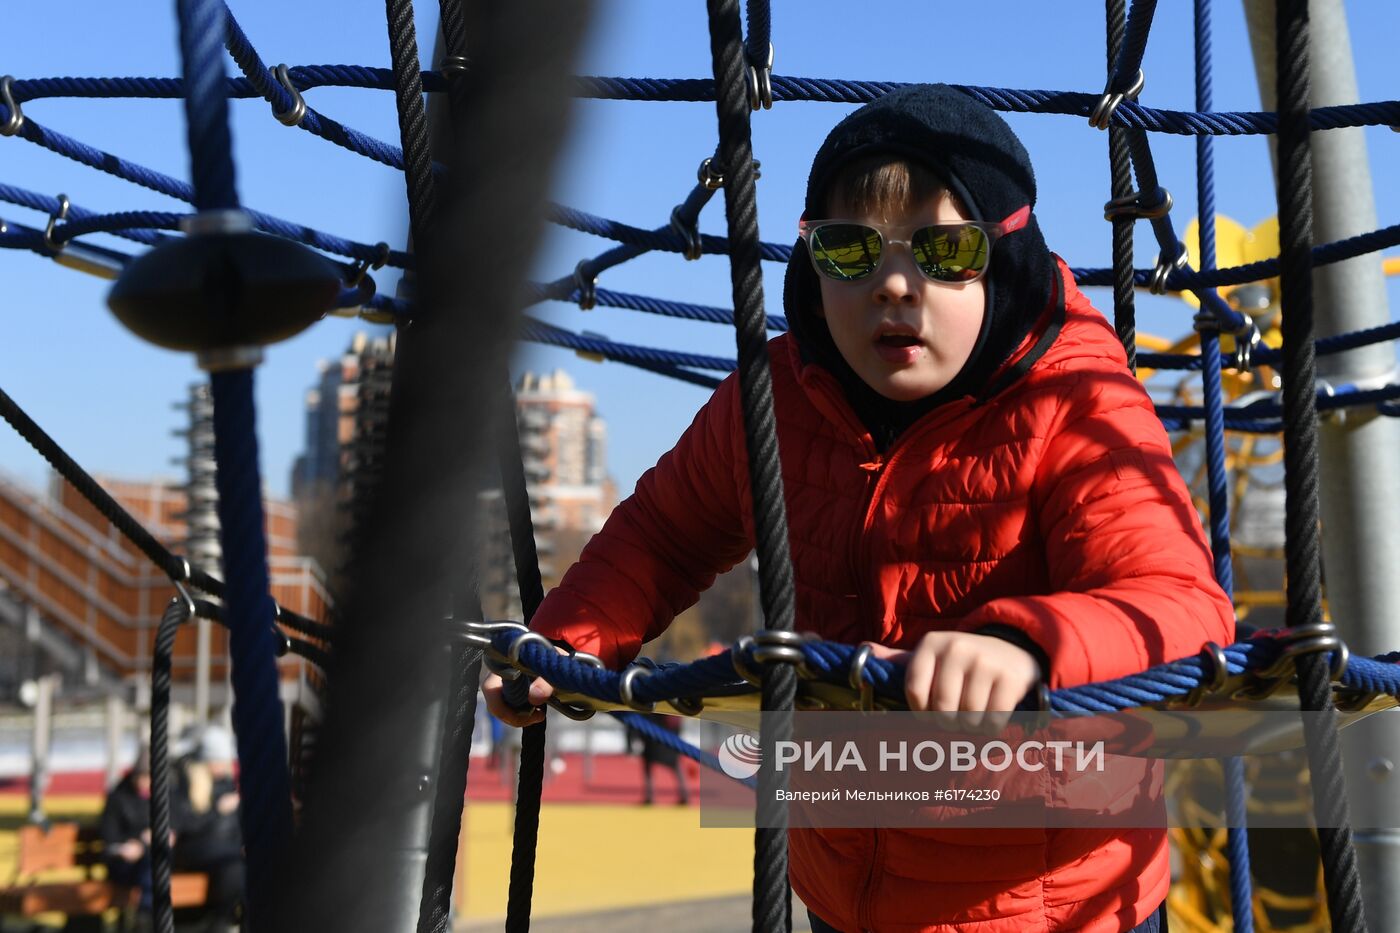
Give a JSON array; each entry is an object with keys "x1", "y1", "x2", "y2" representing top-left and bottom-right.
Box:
[{"x1": 784, "y1": 84, "x2": 1058, "y2": 436}]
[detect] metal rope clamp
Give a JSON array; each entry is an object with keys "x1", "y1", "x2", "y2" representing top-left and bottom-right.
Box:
[
  {"x1": 669, "y1": 205, "x2": 703, "y2": 261},
  {"x1": 439, "y1": 55, "x2": 470, "y2": 79},
  {"x1": 1180, "y1": 641, "x2": 1230, "y2": 707},
  {"x1": 1088, "y1": 69, "x2": 1144, "y2": 130},
  {"x1": 847, "y1": 644, "x2": 877, "y2": 712},
  {"x1": 271, "y1": 65, "x2": 307, "y2": 127},
  {"x1": 1227, "y1": 320, "x2": 1261, "y2": 372},
  {"x1": 573, "y1": 260, "x2": 597, "y2": 310},
  {"x1": 1103, "y1": 186, "x2": 1173, "y2": 223},
  {"x1": 618, "y1": 663, "x2": 657, "y2": 713},
  {"x1": 745, "y1": 42, "x2": 774, "y2": 111},
  {"x1": 1237, "y1": 623, "x2": 1349, "y2": 700},
  {"x1": 1149, "y1": 241, "x2": 1189, "y2": 295},
  {"x1": 697, "y1": 157, "x2": 762, "y2": 191},
  {"x1": 42, "y1": 194, "x2": 71, "y2": 253},
  {"x1": 732, "y1": 630, "x2": 813, "y2": 687},
  {"x1": 498, "y1": 626, "x2": 604, "y2": 721},
  {"x1": 0, "y1": 76, "x2": 23, "y2": 136}
]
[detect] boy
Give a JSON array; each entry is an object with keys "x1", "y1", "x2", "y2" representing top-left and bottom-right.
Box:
[{"x1": 486, "y1": 84, "x2": 1234, "y2": 931}]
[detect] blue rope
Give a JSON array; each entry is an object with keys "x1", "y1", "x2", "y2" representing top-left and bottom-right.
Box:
[
  {"x1": 176, "y1": 0, "x2": 238, "y2": 211},
  {"x1": 174, "y1": 4, "x2": 291, "y2": 917},
  {"x1": 208, "y1": 370, "x2": 293, "y2": 928},
  {"x1": 0, "y1": 119, "x2": 411, "y2": 266},
  {"x1": 1193, "y1": 0, "x2": 1234, "y2": 601},
  {"x1": 220, "y1": 10, "x2": 435, "y2": 178},
  {"x1": 612, "y1": 711, "x2": 756, "y2": 789},
  {"x1": 0, "y1": 186, "x2": 169, "y2": 248},
  {"x1": 490, "y1": 628, "x2": 1400, "y2": 718},
  {"x1": 547, "y1": 201, "x2": 792, "y2": 262},
  {"x1": 1224, "y1": 754, "x2": 1255, "y2": 933},
  {"x1": 519, "y1": 317, "x2": 737, "y2": 372},
  {"x1": 1073, "y1": 217, "x2": 1400, "y2": 291},
  {"x1": 12, "y1": 71, "x2": 1400, "y2": 136}
]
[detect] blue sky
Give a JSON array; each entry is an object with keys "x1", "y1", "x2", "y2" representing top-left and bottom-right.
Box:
[{"x1": 2, "y1": 1, "x2": 1397, "y2": 501}]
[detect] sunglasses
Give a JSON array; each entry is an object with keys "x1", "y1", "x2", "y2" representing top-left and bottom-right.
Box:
[{"x1": 798, "y1": 205, "x2": 1031, "y2": 285}]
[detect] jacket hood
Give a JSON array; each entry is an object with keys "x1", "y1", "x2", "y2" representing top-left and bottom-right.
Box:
[{"x1": 784, "y1": 84, "x2": 1058, "y2": 444}]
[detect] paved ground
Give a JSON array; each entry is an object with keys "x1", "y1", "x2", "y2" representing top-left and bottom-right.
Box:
[{"x1": 457, "y1": 891, "x2": 814, "y2": 933}]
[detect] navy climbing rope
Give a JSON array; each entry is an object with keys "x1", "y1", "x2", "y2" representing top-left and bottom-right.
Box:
[
  {"x1": 1192, "y1": 4, "x2": 1249, "y2": 927},
  {"x1": 175, "y1": 2, "x2": 293, "y2": 925},
  {"x1": 1273, "y1": 1, "x2": 1367, "y2": 929}
]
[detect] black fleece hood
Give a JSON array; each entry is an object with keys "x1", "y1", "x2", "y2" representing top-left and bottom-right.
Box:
[{"x1": 784, "y1": 84, "x2": 1058, "y2": 447}]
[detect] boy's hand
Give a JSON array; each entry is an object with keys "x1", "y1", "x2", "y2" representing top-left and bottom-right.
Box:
[
  {"x1": 481, "y1": 645, "x2": 569, "y2": 728},
  {"x1": 867, "y1": 632, "x2": 1040, "y2": 733}
]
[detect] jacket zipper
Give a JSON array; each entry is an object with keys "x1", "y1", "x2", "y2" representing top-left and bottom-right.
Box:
[
  {"x1": 850, "y1": 398, "x2": 974, "y2": 644},
  {"x1": 856, "y1": 826, "x2": 885, "y2": 931}
]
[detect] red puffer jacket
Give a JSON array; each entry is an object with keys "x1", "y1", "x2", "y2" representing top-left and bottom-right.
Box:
[{"x1": 531, "y1": 262, "x2": 1235, "y2": 931}]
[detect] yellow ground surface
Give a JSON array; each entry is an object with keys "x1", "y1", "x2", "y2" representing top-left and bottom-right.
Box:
[
  {"x1": 457, "y1": 803, "x2": 754, "y2": 921},
  {"x1": 1, "y1": 796, "x2": 755, "y2": 922}
]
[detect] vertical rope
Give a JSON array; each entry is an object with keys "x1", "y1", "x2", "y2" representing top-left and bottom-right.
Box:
[
  {"x1": 1109, "y1": 0, "x2": 1160, "y2": 93},
  {"x1": 417, "y1": 642, "x2": 484, "y2": 933},
  {"x1": 1195, "y1": 5, "x2": 1248, "y2": 927},
  {"x1": 1194, "y1": 0, "x2": 1234, "y2": 603},
  {"x1": 1106, "y1": 0, "x2": 1136, "y2": 369},
  {"x1": 409, "y1": 8, "x2": 487, "y2": 930},
  {"x1": 744, "y1": 0, "x2": 771, "y2": 70},
  {"x1": 1223, "y1": 756, "x2": 1255, "y2": 933},
  {"x1": 209, "y1": 367, "x2": 293, "y2": 928},
  {"x1": 498, "y1": 377, "x2": 551, "y2": 933},
  {"x1": 385, "y1": 0, "x2": 438, "y2": 239},
  {"x1": 174, "y1": 1, "x2": 291, "y2": 924},
  {"x1": 148, "y1": 597, "x2": 191, "y2": 933},
  {"x1": 175, "y1": 0, "x2": 237, "y2": 211},
  {"x1": 1274, "y1": 1, "x2": 1367, "y2": 929},
  {"x1": 705, "y1": 1, "x2": 797, "y2": 930}
]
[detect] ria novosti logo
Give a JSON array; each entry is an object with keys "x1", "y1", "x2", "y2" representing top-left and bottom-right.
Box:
[{"x1": 718, "y1": 733, "x2": 763, "y2": 779}]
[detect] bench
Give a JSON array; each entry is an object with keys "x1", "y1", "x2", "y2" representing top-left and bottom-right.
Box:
[{"x1": 0, "y1": 822, "x2": 208, "y2": 929}]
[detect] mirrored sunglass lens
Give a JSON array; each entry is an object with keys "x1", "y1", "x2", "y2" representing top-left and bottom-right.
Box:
[
  {"x1": 912, "y1": 225, "x2": 990, "y2": 282},
  {"x1": 810, "y1": 224, "x2": 881, "y2": 280}
]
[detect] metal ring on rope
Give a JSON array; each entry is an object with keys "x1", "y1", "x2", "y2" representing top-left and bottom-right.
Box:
[
  {"x1": 750, "y1": 629, "x2": 813, "y2": 676},
  {"x1": 0, "y1": 76, "x2": 23, "y2": 136},
  {"x1": 1103, "y1": 185, "x2": 1173, "y2": 221},
  {"x1": 272, "y1": 64, "x2": 307, "y2": 127},
  {"x1": 573, "y1": 259, "x2": 597, "y2": 310},
  {"x1": 347, "y1": 241, "x2": 392, "y2": 288},
  {"x1": 42, "y1": 194, "x2": 70, "y2": 252},
  {"x1": 618, "y1": 664, "x2": 657, "y2": 712},
  {"x1": 1089, "y1": 68, "x2": 1145, "y2": 129},
  {"x1": 552, "y1": 650, "x2": 604, "y2": 721},
  {"x1": 846, "y1": 644, "x2": 876, "y2": 712},
  {"x1": 745, "y1": 41, "x2": 774, "y2": 111},
  {"x1": 1182, "y1": 641, "x2": 1230, "y2": 707},
  {"x1": 696, "y1": 156, "x2": 761, "y2": 191},
  {"x1": 669, "y1": 205, "x2": 703, "y2": 261},
  {"x1": 439, "y1": 54, "x2": 470, "y2": 78},
  {"x1": 1149, "y1": 240, "x2": 1189, "y2": 294}
]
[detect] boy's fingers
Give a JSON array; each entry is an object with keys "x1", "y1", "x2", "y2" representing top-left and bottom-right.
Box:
[
  {"x1": 527, "y1": 677, "x2": 556, "y2": 706},
  {"x1": 902, "y1": 645, "x2": 936, "y2": 711},
  {"x1": 864, "y1": 641, "x2": 910, "y2": 664}
]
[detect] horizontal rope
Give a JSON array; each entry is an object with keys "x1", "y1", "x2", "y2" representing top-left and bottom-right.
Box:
[
  {"x1": 0, "y1": 117, "x2": 411, "y2": 267},
  {"x1": 21, "y1": 71, "x2": 1394, "y2": 137},
  {"x1": 612, "y1": 711, "x2": 755, "y2": 788},
  {"x1": 490, "y1": 628, "x2": 1400, "y2": 718}
]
